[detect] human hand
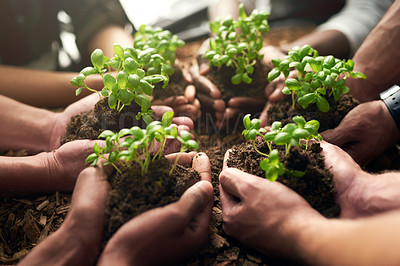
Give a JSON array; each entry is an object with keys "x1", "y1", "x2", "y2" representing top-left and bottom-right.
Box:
[
  {"x1": 191, "y1": 52, "x2": 226, "y2": 128},
  {"x1": 261, "y1": 45, "x2": 291, "y2": 103},
  {"x1": 219, "y1": 150, "x2": 322, "y2": 258},
  {"x1": 152, "y1": 65, "x2": 201, "y2": 122},
  {"x1": 19, "y1": 163, "x2": 112, "y2": 266},
  {"x1": 45, "y1": 139, "x2": 105, "y2": 192},
  {"x1": 98, "y1": 152, "x2": 213, "y2": 265},
  {"x1": 321, "y1": 100, "x2": 400, "y2": 166}
]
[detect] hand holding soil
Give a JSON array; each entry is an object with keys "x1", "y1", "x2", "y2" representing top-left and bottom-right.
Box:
[
  {"x1": 322, "y1": 100, "x2": 400, "y2": 165},
  {"x1": 98, "y1": 152, "x2": 213, "y2": 265},
  {"x1": 219, "y1": 150, "x2": 322, "y2": 259}
]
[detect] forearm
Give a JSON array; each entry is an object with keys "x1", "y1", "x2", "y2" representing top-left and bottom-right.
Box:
[
  {"x1": 0, "y1": 153, "x2": 56, "y2": 196},
  {"x1": 280, "y1": 29, "x2": 350, "y2": 58},
  {"x1": 208, "y1": 0, "x2": 240, "y2": 23},
  {"x1": 0, "y1": 94, "x2": 58, "y2": 153},
  {"x1": 0, "y1": 65, "x2": 100, "y2": 107},
  {"x1": 297, "y1": 211, "x2": 400, "y2": 266},
  {"x1": 348, "y1": 1, "x2": 400, "y2": 102}
]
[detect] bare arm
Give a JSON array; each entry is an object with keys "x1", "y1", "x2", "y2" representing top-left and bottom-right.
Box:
[{"x1": 348, "y1": 0, "x2": 400, "y2": 102}]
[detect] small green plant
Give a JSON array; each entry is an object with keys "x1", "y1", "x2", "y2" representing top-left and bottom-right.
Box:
[
  {"x1": 242, "y1": 114, "x2": 322, "y2": 181},
  {"x1": 205, "y1": 3, "x2": 269, "y2": 84},
  {"x1": 134, "y1": 24, "x2": 185, "y2": 76},
  {"x1": 268, "y1": 44, "x2": 366, "y2": 112},
  {"x1": 85, "y1": 111, "x2": 199, "y2": 178},
  {"x1": 71, "y1": 44, "x2": 170, "y2": 123}
]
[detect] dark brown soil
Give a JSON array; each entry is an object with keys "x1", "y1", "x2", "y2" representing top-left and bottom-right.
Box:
[
  {"x1": 268, "y1": 94, "x2": 359, "y2": 132},
  {"x1": 102, "y1": 156, "x2": 199, "y2": 244},
  {"x1": 152, "y1": 64, "x2": 188, "y2": 100},
  {"x1": 228, "y1": 139, "x2": 339, "y2": 217},
  {"x1": 205, "y1": 60, "x2": 271, "y2": 103},
  {"x1": 60, "y1": 97, "x2": 149, "y2": 144}
]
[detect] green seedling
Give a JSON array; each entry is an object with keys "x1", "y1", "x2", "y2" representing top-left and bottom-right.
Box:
[
  {"x1": 268, "y1": 44, "x2": 366, "y2": 112},
  {"x1": 242, "y1": 114, "x2": 322, "y2": 181},
  {"x1": 134, "y1": 24, "x2": 185, "y2": 76},
  {"x1": 85, "y1": 111, "x2": 199, "y2": 178},
  {"x1": 71, "y1": 44, "x2": 170, "y2": 123},
  {"x1": 205, "y1": 3, "x2": 269, "y2": 84}
]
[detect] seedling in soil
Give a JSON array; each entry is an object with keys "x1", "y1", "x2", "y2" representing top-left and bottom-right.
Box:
[
  {"x1": 205, "y1": 3, "x2": 269, "y2": 85},
  {"x1": 242, "y1": 114, "x2": 322, "y2": 181},
  {"x1": 134, "y1": 24, "x2": 185, "y2": 76},
  {"x1": 268, "y1": 44, "x2": 366, "y2": 112},
  {"x1": 85, "y1": 111, "x2": 199, "y2": 178},
  {"x1": 71, "y1": 44, "x2": 170, "y2": 123}
]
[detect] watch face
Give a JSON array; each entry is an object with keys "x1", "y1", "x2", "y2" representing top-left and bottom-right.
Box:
[{"x1": 380, "y1": 85, "x2": 400, "y2": 100}]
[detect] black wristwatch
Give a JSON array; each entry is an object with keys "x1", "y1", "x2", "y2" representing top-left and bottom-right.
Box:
[{"x1": 380, "y1": 85, "x2": 400, "y2": 129}]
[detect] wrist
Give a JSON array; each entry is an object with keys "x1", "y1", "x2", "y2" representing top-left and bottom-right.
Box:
[{"x1": 380, "y1": 85, "x2": 400, "y2": 130}]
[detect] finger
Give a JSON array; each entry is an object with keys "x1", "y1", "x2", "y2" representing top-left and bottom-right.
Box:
[
  {"x1": 222, "y1": 107, "x2": 240, "y2": 121},
  {"x1": 176, "y1": 181, "x2": 214, "y2": 222},
  {"x1": 269, "y1": 88, "x2": 288, "y2": 102},
  {"x1": 191, "y1": 66, "x2": 221, "y2": 98},
  {"x1": 184, "y1": 84, "x2": 196, "y2": 103},
  {"x1": 173, "y1": 104, "x2": 201, "y2": 121},
  {"x1": 151, "y1": 105, "x2": 174, "y2": 117},
  {"x1": 321, "y1": 127, "x2": 353, "y2": 147},
  {"x1": 228, "y1": 97, "x2": 266, "y2": 109},
  {"x1": 192, "y1": 153, "x2": 211, "y2": 183},
  {"x1": 222, "y1": 149, "x2": 232, "y2": 170},
  {"x1": 219, "y1": 168, "x2": 259, "y2": 199},
  {"x1": 152, "y1": 96, "x2": 188, "y2": 107},
  {"x1": 259, "y1": 102, "x2": 271, "y2": 127},
  {"x1": 165, "y1": 151, "x2": 197, "y2": 165},
  {"x1": 199, "y1": 62, "x2": 210, "y2": 75},
  {"x1": 172, "y1": 116, "x2": 194, "y2": 131},
  {"x1": 182, "y1": 67, "x2": 193, "y2": 84}
]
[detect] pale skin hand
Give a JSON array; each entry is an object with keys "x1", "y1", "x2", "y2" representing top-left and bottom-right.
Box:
[
  {"x1": 98, "y1": 152, "x2": 213, "y2": 265},
  {"x1": 220, "y1": 149, "x2": 400, "y2": 266},
  {"x1": 321, "y1": 100, "x2": 400, "y2": 166}
]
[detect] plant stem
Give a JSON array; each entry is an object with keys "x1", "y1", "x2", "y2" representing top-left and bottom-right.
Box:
[{"x1": 252, "y1": 141, "x2": 269, "y2": 158}]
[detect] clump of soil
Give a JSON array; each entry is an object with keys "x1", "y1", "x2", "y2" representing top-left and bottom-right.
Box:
[
  {"x1": 205, "y1": 60, "x2": 271, "y2": 103},
  {"x1": 152, "y1": 64, "x2": 188, "y2": 100},
  {"x1": 60, "y1": 97, "x2": 148, "y2": 144},
  {"x1": 103, "y1": 156, "x2": 199, "y2": 243},
  {"x1": 268, "y1": 94, "x2": 359, "y2": 132},
  {"x1": 228, "y1": 139, "x2": 339, "y2": 217}
]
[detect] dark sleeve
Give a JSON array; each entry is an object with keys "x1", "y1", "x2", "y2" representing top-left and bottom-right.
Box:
[{"x1": 63, "y1": 0, "x2": 136, "y2": 51}]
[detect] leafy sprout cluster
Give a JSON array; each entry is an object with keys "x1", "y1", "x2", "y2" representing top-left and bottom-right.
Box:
[
  {"x1": 85, "y1": 112, "x2": 199, "y2": 179},
  {"x1": 71, "y1": 44, "x2": 170, "y2": 123},
  {"x1": 134, "y1": 24, "x2": 185, "y2": 76},
  {"x1": 205, "y1": 3, "x2": 269, "y2": 84},
  {"x1": 242, "y1": 114, "x2": 322, "y2": 181},
  {"x1": 268, "y1": 45, "x2": 366, "y2": 112}
]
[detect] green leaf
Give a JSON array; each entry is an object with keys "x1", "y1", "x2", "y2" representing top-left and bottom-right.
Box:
[
  {"x1": 104, "y1": 74, "x2": 116, "y2": 90},
  {"x1": 85, "y1": 153, "x2": 98, "y2": 165},
  {"x1": 80, "y1": 66, "x2": 97, "y2": 76},
  {"x1": 108, "y1": 93, "x2": 117, "y2": 109},
  {"x1": 316, "y1": 95, "x2": 330, "y2": 112},
  {"x1": 179, "y1": 130, "x2": 192, "y2": 142},
  {"x1": 242, "y1": 73, "x2": 252, "y2": 84},
  {"x1": 124, "y1": 57, "x2": 139, "y2": 73},
  {"x1": 117, "y1": 71, "x2": 128, "y2": 88},
  {"x1": 101, "y1": 87, "x2": 109, "y2": 97},
  {"x1": 268, "y1": 68, "x2": 281, "y2": 82},
  {"x1": 239, "y1": 3, "x2": 247, "y2": 19},
  {"x1": 71, "y1": 73, "x2": 85, "y2": 87},
  {"x1": 139, "y1": 79, "x2": 154, "y2": 95},
  {"x1": 350, "y1": 71, "x2": 366, "y2": 79},
  {"x1": 162, "y1": 111, "x2": 174, "y2": 127},
  {"x1": 128, "y1": 74, "x2": 140, "y2": 88},
  {"x1": 282, "y1": 86, "x2": 291, "y2": 95},
  {"x1": 285, "y1": 78, "x2": 300, "y2": 91},
  {"x1": 231, "y1": 73, "x2": 243, "y2": 85},
  {"x1": 271, "y1": 121, "x2": 282, "y2": 131},
  {"x1": 75, "y1": 87, "x2": 83, "y2": 96},
  {"x1": 243, "y1": 114, "x2": 251, "y2": 129},
  {"x1": 99, "y1": 130, "x2": 115, "y2": 139},
  {"x1": 274, "y1": 132, "x2": 291, "y2": 145},
  {"x1": 134, "y1": 94, "x2": 151, "y2": 110},
  {"x1": 119, "y1": 89, "x2": 134, "y2": 105},
  {"x1": 298, "y1": 93, "x2": 315, "y2": 106},
  {"x1": 113, "y1": 44, "x2": 124, "y2": 58},
  {"x1": 91, "y1": 49, "x2": 105, "y2": 69},
  {"x1": 185, "y1": 139, "x2": 200, "y2": 151},
  {"x1": 292, "y1": 128, "x2": 310, "y2": 140}
]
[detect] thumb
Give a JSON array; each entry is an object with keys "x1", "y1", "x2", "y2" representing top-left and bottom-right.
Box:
[
  {"x1": 176, "y1": 181, "x2": 213, "y2": 221},
  {"x1": 321, "y1": 128, "x2": 349, "y2": 147}
]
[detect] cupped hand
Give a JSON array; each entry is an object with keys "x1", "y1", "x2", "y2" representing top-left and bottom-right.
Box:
[
  {"x1": 152, "y1": 66, "x2": 202, "y2": 121},
  {"x1": 19, "y1": 163, "x2": 112, "y2": 266},
  {"x1": 321, "y1": 100, "x2": 400, "y2": 166},
  {"x1": 46, "y1": 139, "x2": 105, "y2": 192},
  {"x1": 98, "y1": 152, "x2": 213, "y2": 265},
  {"x1": 50, "y1": 93, "x2": 100, "y2": 149},
  {"x1": 191, "y1": 59, "x2": 226, "y2": 127},
  {"x1": 219, "y1": 150, "x2": 322, "y2": 258}
]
